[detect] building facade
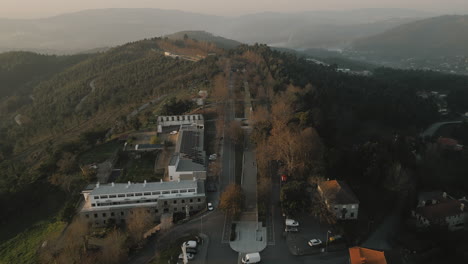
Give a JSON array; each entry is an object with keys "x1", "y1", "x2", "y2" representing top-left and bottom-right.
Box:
[
  {"x1": 157, "y1": 114, "x2": 204, "y2": 133},
  {"x1": 80, "y1": 180, "x2": 206, "y2": 226},
  {"x1": 318, "y1": 180, "x2": 359, "y2": 220}
]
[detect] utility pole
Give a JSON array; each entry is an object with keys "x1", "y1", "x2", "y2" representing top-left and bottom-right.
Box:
[{"x1": 326, "y1": 230, "x2": 331, "y2": 252}]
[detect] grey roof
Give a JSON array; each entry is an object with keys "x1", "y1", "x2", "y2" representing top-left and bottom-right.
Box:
[
  {"x1": 90, "y1": 180, "x2": 201, "y2": 196},
  {"x1": 169, "y1": 154, "x2": 179, "y2": 166},
  {"x1": 177, "y1": 159, "x2": 206, "y2": 172}
]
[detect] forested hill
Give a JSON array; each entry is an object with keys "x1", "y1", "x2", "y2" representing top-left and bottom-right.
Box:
[
  {"x1": 166, "y1": 31, "x2": 242, "y2": 49},
  {"x1": 352, "y1": 15, "x2": 468, "y2": 58},
  {"x1": 0, "y1": 52, "x2": 91, "y2": 99}
]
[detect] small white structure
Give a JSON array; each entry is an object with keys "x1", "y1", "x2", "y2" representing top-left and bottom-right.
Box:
[{"x1": 317, "y1": 180, "x2": 359, "y2": 220}]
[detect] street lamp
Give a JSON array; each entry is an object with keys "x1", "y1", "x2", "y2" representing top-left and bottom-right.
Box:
[{"x1": 325, "y1": 230, "x2": 331, "y2": 252}]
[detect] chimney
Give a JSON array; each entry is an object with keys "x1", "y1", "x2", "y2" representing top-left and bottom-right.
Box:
[
  {"x1": 126, "y1": 181, "x2": 131, "y2": 188},
  {"x1": 160, "y1": 179, "x2": 163, "y2": 183},
  {"x1": 96, "y1": 182, "x2": 100, "y2": 188},
  {"x1": 143, "y1": 180, "x2": 147, "y2": 187},
  {"x1": 443, "y1": 192, "x2": 447, "y2": 198},
  {"x1": 111, "y1": 182, "x2": 115, "y2": 187},
  {"x1": 461, "y1": 203, "x2": 465, "y2": 212},
  {"x1": 193, "y1": 176, "x2": 196, "y2": 181},
  {"x1": 178, "y1": 178, "x2": 181, "y2": 182}
]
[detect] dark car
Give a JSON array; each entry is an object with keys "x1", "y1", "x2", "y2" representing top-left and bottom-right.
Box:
[{"x1": 186, "y1": 247, "x2": 198, "y2": 254}]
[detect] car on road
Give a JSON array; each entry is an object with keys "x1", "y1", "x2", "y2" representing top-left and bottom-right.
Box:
[
  {"x1": 209, "y1": 154, "x2": 217, "y2": 161},
  {"x1": 178, "y1": 253, "x2": 195, "y2": 260},
  {"x1": 207, "y1": 202, "x2": 214, "y2": 211},
  {"x1": 285, "y1": 227, "x2": 298, "y2": 232},
  {"x1": 170, "y1": 131, "x2": 178, "y2": 135},
  {"x1": 285, "y1": 219, "x2": 299, "y2": 227},
  {"x1": 186, "y1": 247, "x2": 197, "y2": 254},
  {"x1": 182, "y1": 240, "x2": 197, "y2": 248},
  {"x1": 241, "y1": 252, "x2": 261, "y2": 263},
  {"x1": 308, "y1": 239, "x2": 322, "y2": 247}
]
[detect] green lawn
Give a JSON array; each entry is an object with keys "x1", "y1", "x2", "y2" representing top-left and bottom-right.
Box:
[
  {"x1": 78, "y1": 140, "x2": 122, "y2": 164},
  {"x1": 0, "y1": 221, "x2": 65, "y2": 264}
]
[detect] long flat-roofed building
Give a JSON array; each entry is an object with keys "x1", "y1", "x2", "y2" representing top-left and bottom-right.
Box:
[
  {"x1": 168, "y1": 123, "x2": 206, "y2": 181},
  {"x1": 80, "y1": 179, "x2": 206, "y2": 226}
]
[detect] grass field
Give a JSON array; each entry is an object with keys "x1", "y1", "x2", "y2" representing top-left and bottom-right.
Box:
[
  {"x1": 0, "y1": 221, "x2": 65, "y2": 264},
  {"x1": 78, "y1": 140, "x2": 122, "y2": 164}
]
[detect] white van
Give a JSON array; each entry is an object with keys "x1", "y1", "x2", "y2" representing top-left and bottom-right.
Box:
[
  {"x1": 241, "y1": 252, "x2": 261, "y2": 263},
  {"x1": 285, "y1": 219, "x2": 299, "y2": 227},
  {"x1": 182, "y1": 240, "x2": 197, "y2": 248}
]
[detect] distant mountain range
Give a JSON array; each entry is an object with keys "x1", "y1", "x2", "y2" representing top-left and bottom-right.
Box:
[
  {"x1": 0, "y1": 8, "x2": 432, "y2": 54},
  {"x1": 351, "y1": 15, "x2": 468, "y2": 58}
]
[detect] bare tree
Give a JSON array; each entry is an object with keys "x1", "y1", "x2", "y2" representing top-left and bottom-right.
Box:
[
  {"x1": 97, "y1": 229, "x2": 128, "y2": 264},
  {"x1": 126, "y1": 207, "x2": 154, "y2": 246}
]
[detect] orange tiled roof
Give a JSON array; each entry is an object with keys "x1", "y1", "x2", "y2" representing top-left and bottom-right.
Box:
[
  {"x1": 319, "y1": 180, "x2": 359, "y2": 204},
  {"x1": 349, "y1": 247, "x2": 387, "y2": 264}
]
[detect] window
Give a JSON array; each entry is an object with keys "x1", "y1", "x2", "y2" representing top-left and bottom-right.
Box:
[
  {"x1": 127, "y1": 193, "x2": 135, "y2": 197},
  {"x1": 91, "y1": 203, "x2": 96, "y2": 207},
  {"x1": 173, "y1": 200, "x2": 177, "y2": 204},
  {"x1": 190, "y1": 199, "x2": 193, "y2": 203},
  {"x1": 164, "y1": 201, "x2": 168, "y2": 205},
  {"x1": 155, "y1": 209, "x2": 159, "y2": 213},
  {"x1": 171, "y1": 190, "x2": 179, "y2": 194},
  {"x1": 170, "y1": 176, "x2": 173, "y2": 180},
  {"x1": 102, "y1": 213, "x2": 107, "y2": 217},
  {"x1": 182, "y1": 200, "x2": 185, "y2": 203},
  {"x1": 152, "y1": 191, "x2": 161, "y2": 195},
  {"x1": 334, "y1": 207, "x2": 338, "y2": 210},
  {"x1": 190, "y1": 206, "x2": 193, "y2": 210},
  {"x1": 162, "y1": 191, "x2": 170, "y2": 194},
  {"x1": 144, "y1": 192, "x2": 151, "y2": 196},
  {"x1": 100, "y1": 195, "x2": 108, "y2": 199},
  {"x1": 135, "y1": 193, "x2": 143, "y2": 196},
  {"x1": 174, "y1": 207, "x2": 178, "y2": 211},
  {"x1": 109, "y1": 195, "x2": 116, "y2": 198},
  {"x1": 188, "y1": 189, "x2": 196, "y2": 193},
  {"x1": 350, "y1": 213, "x2": 354, "y2": 218},
  {"x1": 120, "y1": 211, "x2": 124, "y2": 216},
  {"x1": 180, "y1": 189, "x2": 187, "y2": 193},
  {"x1": 94, "y1": 214, "x2": 98, "y2": 218},
  {"x1": 111, "y1": 212, "x2": 115, "y2": 216},
  {"x1": 197, "y1": 198, "x2": 201, "y2": 202},
  {"x1": 85, "y1": 214, "x2": 89, "y2": 218},
  {"x1": 118, "y1": 194, "x2": 125, "y2": 197},
  {"x1": 94, "y1": 196, "x2": 100, "y2": 199}
]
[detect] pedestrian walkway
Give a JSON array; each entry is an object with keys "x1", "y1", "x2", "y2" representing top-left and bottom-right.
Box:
[{"x1": 229, "y1": 221, "x2": 267, "y2": 253}]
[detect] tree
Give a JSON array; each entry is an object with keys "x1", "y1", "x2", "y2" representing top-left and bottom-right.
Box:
[
  {"x1": 228, "y1": 121, "x2": 244, "y2": 145},
  {"x1": 97, "y1": 229, "x2": 128, "y2": 264},
  {"x1": 126, "y1": 207, "x2": 154, "y2": 246},
  {"x1": 150, "y1": 135, "x2": 158, "y2": 144},
  {"x1": 219, "y1": 184, "x2": 244, "y2": 217},
  {"x1": 280, "y1": 181, "x2": 310, "y2": 216},
  {"x1": 130, "y1": 118, "x2": 142, "y2": 131}
]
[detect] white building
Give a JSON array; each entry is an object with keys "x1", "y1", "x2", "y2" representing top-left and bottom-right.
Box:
[
  {"x1": 157, "y1": 114, "x2": 204, "y2": 133},
  {"x1": 317, "y1": 180, "x2": 359, "y2": 220},
  {"x1": 80, "y1": 179, "x2": 206, "y2": 226}
]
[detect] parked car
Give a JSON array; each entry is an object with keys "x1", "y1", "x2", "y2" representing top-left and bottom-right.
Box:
[
  {"x1": 170, "y1": 131, "x2": 178, "y2": 135},
  {"x1": 207, "y1": 202, "x2": 214, "y2": 211},
  {"x1": 182, "y1": 241, "x2": 197, "y2": 248},
  {"x1": 241, "y1": 252, "x2": 261, "y2": 263},
  {"x1": 209, "y1": 154, "x2": 217, "y2": 161},
  {"x1": 186, "y1": 247, "x2": 198, "y2": 254},
  {"x1": 285, "y1": 219, "x2": 299, "y2": 227},
  {"x1": 308, "y1": 239, "x2": 322, "y2": 247},
  {"x1": 329, "y1": 234, "x2": 343, "y2": 242},
  {"x1": 285, "y1": 227, "x2": 298, "y2": 232},
  {"x1": 178, "y1": 253, "x2": 195, "y2": 260}
]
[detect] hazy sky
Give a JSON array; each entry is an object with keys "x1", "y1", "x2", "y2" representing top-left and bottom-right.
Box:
[{"x1": 1, "y1": 0, "x2": 468, "y2": 18}]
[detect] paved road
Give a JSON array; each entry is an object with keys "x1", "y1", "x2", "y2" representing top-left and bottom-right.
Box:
[{"x1": 242, "y1": 133, "x2": 257, "y2": 212}]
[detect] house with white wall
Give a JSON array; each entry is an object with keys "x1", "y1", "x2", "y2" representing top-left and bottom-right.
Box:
[{"x1": 318, "y1": 180, "x2": 359, "y2": 220}]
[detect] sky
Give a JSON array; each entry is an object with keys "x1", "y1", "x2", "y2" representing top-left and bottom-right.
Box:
[{"x1": 1, "y1": 0, "x2": 468, "y2": 18}]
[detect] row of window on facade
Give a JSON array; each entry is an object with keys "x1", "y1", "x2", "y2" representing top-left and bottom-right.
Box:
[
  {"x1": 333, "y1": 204, "x2": 357, "y2": 210},
  {"x1": 91, "y1": 197, "x2": 203, "y2": 207},
  {"x1": 160, "y1": 115, "x2": 202, "y2": 122},
  {"x1": 85, "y1": 204, "x2": 203, "y2": 219},
  {"x1": 93, "y1": 188, "x2": 196, "y2": 200}
]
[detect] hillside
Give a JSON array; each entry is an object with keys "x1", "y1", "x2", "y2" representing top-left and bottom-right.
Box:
[
  {"x1": 0, "y1": 8, "x2": 431, "y2": 53},
  {"x1": 352, "y1": 15, "x2": 468, "y2": 58},
  {"x1": 166, "y1": 31, "x2": 242, "y2": 49}
]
